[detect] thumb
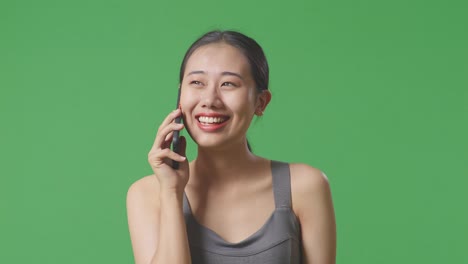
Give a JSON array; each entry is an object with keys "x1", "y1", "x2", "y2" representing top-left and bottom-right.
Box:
[
  {"x1": 180, "y1": 136, "x2": 187, "y2": 160},
  {"x1": 179, "y1": 136, "x2": 189, "y2": 170}
]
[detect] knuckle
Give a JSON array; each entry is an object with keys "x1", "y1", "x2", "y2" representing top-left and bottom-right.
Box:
[
  {"x1": 149, "y1": 148, "x2": 165, "y2": 158},
  {"x1": 161, "y1": 148, "x2": 170, "y2": 155}
]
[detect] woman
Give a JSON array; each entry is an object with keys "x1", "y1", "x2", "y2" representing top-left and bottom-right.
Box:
[{"x1": 127, "y1": 30, "x2": 336, "y2": 264}]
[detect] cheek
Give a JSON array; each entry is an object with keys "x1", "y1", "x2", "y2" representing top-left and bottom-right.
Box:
[
  {"x1": 180, "y1": 90, "x2": 196, "y2": 110},
  {"x1": 225, "y1": 95, "x2": 256, "y2": 115}
]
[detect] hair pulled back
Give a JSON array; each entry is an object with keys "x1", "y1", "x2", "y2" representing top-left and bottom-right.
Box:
[{"x1": 179, "y1": 30, "x2": 269, "y2": 93}]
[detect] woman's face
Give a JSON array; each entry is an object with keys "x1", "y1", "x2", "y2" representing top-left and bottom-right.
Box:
[{"x1": 180, "y1": 43, "x2": 263, "y2": 150}]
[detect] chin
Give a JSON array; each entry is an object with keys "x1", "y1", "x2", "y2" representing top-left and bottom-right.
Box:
[{"x1": 193, "y1": 137, "x2": 227, "y2": 149}]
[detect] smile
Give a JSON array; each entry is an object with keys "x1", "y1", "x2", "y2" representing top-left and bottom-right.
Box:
[
  {"x1": 198, "y1": 116, "x2": 227, "y2": 124},
  {"x1": 195, "y1": 114, "x2": 230, "y2": 132}
]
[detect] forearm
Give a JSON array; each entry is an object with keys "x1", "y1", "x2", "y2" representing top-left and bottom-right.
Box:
[{"x1": 152, "y1": 190, "x2": 191, "y2": 264}]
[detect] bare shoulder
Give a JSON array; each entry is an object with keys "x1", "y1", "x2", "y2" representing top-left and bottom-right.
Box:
[
  {"x1": 289, "y1": 163, "x2": 330, "y2": 194},
  {"x1": 289, "y1": 163, "x2": 332, "y2": 217},
  {"x1": 126, "y1": 174, "x2": 160, "y2": 210}
]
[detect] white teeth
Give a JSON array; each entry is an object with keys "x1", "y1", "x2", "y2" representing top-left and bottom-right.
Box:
[{"x1": 198, "y1": 116, "x2": 226, "y2": 124}]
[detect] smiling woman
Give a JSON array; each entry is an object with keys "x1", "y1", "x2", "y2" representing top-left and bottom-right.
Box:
[
  {"x1": 180, "y1": 41, "x2": 264, "y2": 150},
  {"x1": 126, "y1": 30, "x2": 336, "y2": 264},
  {"x1": 179, "y1": 31, "x2": 270, "y2": 152}
]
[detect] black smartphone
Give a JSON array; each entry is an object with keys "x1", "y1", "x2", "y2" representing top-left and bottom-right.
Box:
[{"x1": 172, "y1": 87, "x2": 182, "y2": 169}]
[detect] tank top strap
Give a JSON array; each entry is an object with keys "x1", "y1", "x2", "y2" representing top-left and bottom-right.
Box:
[{"x1": 271, "y1": 160, "x2": 292, "y2": 209}]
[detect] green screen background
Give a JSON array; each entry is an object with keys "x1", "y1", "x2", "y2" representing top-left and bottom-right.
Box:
[{"x1": 1, "y1": 0, "x2": 467, "y2": 263}]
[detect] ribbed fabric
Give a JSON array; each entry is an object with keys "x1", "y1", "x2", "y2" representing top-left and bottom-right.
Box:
[{"x1": 183, "y1": 160, "x2": 302, "y2": 264}]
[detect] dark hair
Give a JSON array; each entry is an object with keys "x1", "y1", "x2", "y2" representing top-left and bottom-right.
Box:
[
  {"x1": 179, "y1": 30, "x2": 269, "y2": 152},
  {"x1": 179, "y1": 30, "x2": 269, "y2": 92}
]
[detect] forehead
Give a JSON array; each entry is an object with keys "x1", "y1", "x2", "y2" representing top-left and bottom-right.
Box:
[{"x1": 185, "y1": 43, "x2": 251, "y2": 75}]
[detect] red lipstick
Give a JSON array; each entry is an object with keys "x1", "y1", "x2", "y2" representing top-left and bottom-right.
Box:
[{"x1": 195, "y1": 113, "x2": 230, "y2": 132}]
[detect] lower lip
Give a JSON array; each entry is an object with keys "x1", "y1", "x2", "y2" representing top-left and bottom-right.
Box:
[{"x1": 197, "y1": 119, "x2": 229, "y2": 132}]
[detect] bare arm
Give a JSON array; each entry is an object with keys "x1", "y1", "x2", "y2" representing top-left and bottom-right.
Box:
[
  {"x1": 127, "y1": 108, "x2": 192, "y2": 264},
  {"x1": 127, "y1": 179, "x2": 192, "y2": 264},
  {"x1": 127, "y1": 178, "x2": 160, "y2": 264},
  {"x1": 154, "y1": 189, "x2": 192, "y2": 264},
  {"x1": 291, "y1": 164, "x2": 337, "y2": 264}
]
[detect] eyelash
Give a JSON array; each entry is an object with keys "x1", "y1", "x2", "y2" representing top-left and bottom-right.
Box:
[
  {"x1": 222, "y1": 82, "x2": 236, "y2": 87},
  {"x1": 190, "y1": 80, "x2": 202, "y2": 85},
  {"x1": 189, "y1": 81, "x2": 237, "y2": 87}
]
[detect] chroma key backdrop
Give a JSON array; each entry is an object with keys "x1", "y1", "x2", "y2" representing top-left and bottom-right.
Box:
[{"x1": 1, "y1": 0, "x2": 467, "y2": 263}]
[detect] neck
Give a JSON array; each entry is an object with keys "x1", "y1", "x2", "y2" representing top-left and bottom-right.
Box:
[{"x1": 190, "y1": 140, "x2": 261, "y2": 186}]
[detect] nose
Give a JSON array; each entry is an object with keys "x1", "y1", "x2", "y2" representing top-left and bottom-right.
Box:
[{"x1": 201, "y1": 85, "x2": 223, "y2": 109}]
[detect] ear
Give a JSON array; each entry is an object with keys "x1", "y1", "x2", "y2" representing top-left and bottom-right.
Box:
[{"x1": 255, "y1": 90, "x2": 272, "y2": 116}]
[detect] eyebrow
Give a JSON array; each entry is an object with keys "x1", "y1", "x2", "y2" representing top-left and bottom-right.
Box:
[{"x1": 187, "y1": 70, "x2": 244, "y2": 80}]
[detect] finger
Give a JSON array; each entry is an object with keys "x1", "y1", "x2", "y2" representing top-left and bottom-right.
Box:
[
  {"x1": 158, "y1": 108, "x2": 182, "y2": 133},
  {"x1": 161, "y1": 130, "x2": 174, "y2": 150},
  {"x1": 152, "y1": 108, "x2": 182, "y2": 147},
  {"x1": 148, "y1": 148, "x2": 186, "y2": 167},
  {"x1": 157, "y1": 148, "x2": 186, "y2": 162},
  {"x1": 152, "y1": 122, "x2": 184, "y2": 150},
  {"x1": 164, "y1": 130, "x2": 174, "y2": 143}
]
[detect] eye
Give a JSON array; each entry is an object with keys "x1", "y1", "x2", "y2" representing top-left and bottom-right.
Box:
[
  {"x1": 221, "y1": 81, "x2": 237, "y2": 87},
  {"x1": 190, "y1": 80, "x2": 203, "y2": 86}
]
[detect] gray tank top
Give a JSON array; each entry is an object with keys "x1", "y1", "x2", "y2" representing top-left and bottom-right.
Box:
[{"x1": 183, "y1": 160, "x2": 302, "y2": 264}]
